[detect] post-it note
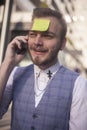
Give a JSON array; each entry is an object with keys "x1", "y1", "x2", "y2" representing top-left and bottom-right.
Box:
[{"x1": 31, "y1": 19, "x2": 50, "y2": 31}]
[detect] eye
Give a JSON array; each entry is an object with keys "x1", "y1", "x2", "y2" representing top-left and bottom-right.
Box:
[
  {"x1": 42, "y1": 33, "x2": 54, "y2": 39},
  {"x1": 29, "y1": 31, "x2": 37, "y2": 38}
]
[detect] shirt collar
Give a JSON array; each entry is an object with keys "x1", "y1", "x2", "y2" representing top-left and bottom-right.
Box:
[{"x1": 34, "y1": 61, "x2": 60, "y2": 77}]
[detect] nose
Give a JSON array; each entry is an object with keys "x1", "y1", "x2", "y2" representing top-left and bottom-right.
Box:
[{"x1": 34, "y1": 34, "x2": 43, "y2": 46}]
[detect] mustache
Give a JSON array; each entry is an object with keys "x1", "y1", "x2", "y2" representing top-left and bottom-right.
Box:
[{"x1": 30, "y1": 45, "x2": 48, "y2": 52}]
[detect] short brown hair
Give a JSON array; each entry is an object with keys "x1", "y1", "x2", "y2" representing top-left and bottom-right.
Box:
[{"x1": 32, "y1": 7, "x2": 67, "y2": 40}]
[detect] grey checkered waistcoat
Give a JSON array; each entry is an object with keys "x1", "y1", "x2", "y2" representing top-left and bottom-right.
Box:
[{"x1": 9, "y1": 65, "x2": 79, "y2": 130}]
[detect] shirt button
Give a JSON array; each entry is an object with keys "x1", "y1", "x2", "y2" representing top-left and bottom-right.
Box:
[
  {"x1": 32, "y1": 114, "x2": 38, "y2": 118},
  {"x1": 31, "y1": 126, "x2": 35, "y2": 130}
]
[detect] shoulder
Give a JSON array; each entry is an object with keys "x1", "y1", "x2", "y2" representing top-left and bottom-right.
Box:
[
  {"x1": 15, "y1": 64, "x2": 34, "y2": 72},
  {"x1": 59, "y1": 65, "x2": 79, "y2": 80},
  {"x1": 15, "y1": 64, "x2": 34, "y2": 71},
  {"x1": 11, "y1": 64, "x2": 34, "y2": 79},
  {"x1": 59, "y1": 65, "x2": 79, "y2": 75},
  {"x1": 73, "y1": 75, "x2": 87, "y2": 97}
]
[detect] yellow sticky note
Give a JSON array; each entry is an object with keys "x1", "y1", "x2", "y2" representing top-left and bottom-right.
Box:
[{"x1": 31, "y1": 19, "x2": 50, "y2": 31}]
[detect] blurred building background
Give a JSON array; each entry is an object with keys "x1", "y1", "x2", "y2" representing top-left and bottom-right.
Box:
[{"x1": 0, "y1": 0, "x2": 87, "y2": 129}]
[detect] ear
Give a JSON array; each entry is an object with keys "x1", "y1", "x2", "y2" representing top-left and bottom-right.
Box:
[{"x1": 60, "y1": 38, "x2": 66, "y2": 50}]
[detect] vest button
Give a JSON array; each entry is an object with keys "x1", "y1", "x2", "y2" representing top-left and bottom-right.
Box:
[
  {"x1": 31, "y1": 126, "x2": 35, "y2": 130},
  {"x1": 32, "y1": 114, "x2": 38, "y2": 118}
]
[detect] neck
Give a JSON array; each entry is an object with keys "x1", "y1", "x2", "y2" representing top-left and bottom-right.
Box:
[{"x1": 38, "y1": 59, "x2": 58, "y2": 70}]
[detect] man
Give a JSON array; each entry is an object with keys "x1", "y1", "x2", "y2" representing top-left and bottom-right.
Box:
[{"x1": 0, "y1": 7, "x2": 87, "y2": 130}]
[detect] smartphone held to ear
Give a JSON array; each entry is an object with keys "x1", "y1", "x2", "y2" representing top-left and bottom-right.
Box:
[{"x1": 15, "y1": 41, "x2": 28, "y2": 55}]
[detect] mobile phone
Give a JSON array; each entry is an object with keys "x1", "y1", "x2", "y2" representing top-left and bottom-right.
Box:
[{"x1": 16, "y1": 41, "x2": 28, "y2": 55}]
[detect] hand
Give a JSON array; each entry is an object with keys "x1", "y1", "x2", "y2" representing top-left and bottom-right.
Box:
[{"x1": 3, "y1": 35, "x2": 28, "y2": 67}]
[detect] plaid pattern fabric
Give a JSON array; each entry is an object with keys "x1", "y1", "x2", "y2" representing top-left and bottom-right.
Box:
[{"x1": 0, "y1": 65, "x2": 79, "y2": 130}]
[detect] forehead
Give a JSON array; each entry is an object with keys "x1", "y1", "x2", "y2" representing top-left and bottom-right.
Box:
[{"x1": 30, "y1": 17, "x2": 61, "y2": 33}]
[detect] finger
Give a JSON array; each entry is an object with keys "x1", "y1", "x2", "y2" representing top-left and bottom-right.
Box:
[{"x1": 15, "y1": 36, "x2": 28, "y2": 43}]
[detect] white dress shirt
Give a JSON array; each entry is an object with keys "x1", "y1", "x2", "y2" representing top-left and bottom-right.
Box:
[
  {"x1": 69, "y1": 75, "x2": 87, "y2": 130},
  {"x1": 34, "y1": 62, "x2": 87, "y2": 130},
  {"x1": 34, "y1": 62, "x2": 60, "y2": 107}
]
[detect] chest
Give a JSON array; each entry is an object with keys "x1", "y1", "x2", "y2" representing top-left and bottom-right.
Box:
[{"x1": 12, "y1": 73, "x2": 73, "y2": 117}]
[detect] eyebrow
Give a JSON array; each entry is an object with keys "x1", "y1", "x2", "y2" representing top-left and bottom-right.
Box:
[
  {"x1": 29, "y1": 30, "x2": 56, "y2": 36},
  {"x1": 45, "y1": 31, "x2": 56, "y2": 36}
]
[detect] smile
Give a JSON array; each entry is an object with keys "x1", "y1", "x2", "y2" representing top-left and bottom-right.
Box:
[{"x1": 33, "y1": 50, "x2": 46, "y2": 55}]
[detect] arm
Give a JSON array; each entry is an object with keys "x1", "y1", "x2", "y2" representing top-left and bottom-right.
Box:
[
  {"x1": 0, "y1": 35, "x2": 28, "y2": 102},
  {"x1": 0, "y1": 61, "x2": 14, "y2": 102},
  {"x1": 69, "y1": 75, "x2": 87, "y2": 130}
]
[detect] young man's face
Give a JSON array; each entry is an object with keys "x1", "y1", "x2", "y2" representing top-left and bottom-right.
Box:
[{"x1": 28, "y1": 17, "x2": 66, "y2": 69}]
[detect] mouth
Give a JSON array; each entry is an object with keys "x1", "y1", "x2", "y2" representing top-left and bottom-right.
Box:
[
  {"x1": 33, "y1": 49, "x2": 47, "y2": 55},
  {"x1": 30, "y1": 46, "x2": 48, "y2": 55}
]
